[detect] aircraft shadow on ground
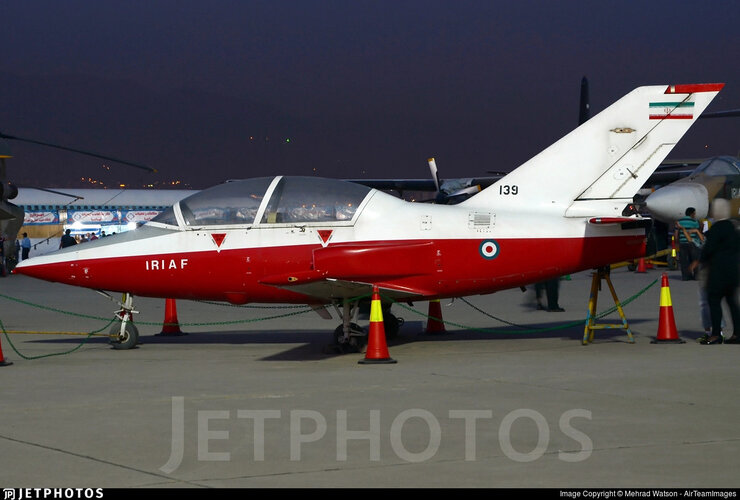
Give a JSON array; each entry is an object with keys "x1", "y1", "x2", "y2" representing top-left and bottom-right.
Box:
[{"x1": 19, "y1": 316, "x2": 703, "y2": 362}]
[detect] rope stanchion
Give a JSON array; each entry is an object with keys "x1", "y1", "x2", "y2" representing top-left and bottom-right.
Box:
[
  {"x1": 358, "y1": 286, "x2": 396, "y2": 364},
  {"x1": 425, "y1": 300, "x2": 446, "y2": 334},
  {"x1": 157, "y1": 298, "x2": 186, "y2": 336},
  {"x1": 0, "y1": 321, "x2": 12, "y2": 366},
  {"x1": 582, "y1": 268, "x2": 634, "y2": 345}
]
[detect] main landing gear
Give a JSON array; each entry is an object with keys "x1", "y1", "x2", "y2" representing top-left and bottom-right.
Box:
[
  {"x1": 109, "y1": 292, "x2": 140, "y2": 350},
  {"x1": 332, "y1": 298, "x2": 366, "y2": 353},
  {"x1": 331, "y1": 297, "x2": 403, "y2": 353}
]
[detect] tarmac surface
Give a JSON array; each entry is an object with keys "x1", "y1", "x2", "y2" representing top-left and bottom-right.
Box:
[{"x1": 1, "y1": 265, "x2": 739, "y2": 489}]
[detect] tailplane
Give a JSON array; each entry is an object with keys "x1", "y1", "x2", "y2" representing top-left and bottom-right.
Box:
[{"x1": 462, "y1": 83, "x2": 724, "y2": 217}]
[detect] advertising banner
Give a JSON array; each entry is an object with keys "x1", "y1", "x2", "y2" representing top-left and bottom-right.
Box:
[
  {"x1": 23, "y1": 211, "x2": 60, "y2": 225},
  {"x1": 122, "y1": 210, "x2": 161, "y2": 224},
  {"x1": 67, "y1": 210, "x2": 120, "y2": 224}
]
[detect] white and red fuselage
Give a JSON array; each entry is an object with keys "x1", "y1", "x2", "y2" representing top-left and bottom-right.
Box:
[
  {"x1": 14, "y1": 176, "x2": 644, "y2": 304},
  {"x1": 14, "y1": 84, "x2": 723, "y2": 306}
]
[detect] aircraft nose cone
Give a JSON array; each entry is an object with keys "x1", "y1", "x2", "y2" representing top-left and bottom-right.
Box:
[
  {"x1": 12, "y1": 257, "x2": 48, "y2": 278},
  {"x1": 645, "y1": 183, "x2": 709, "y2": 223},
  {"x1": 11, "y1": 254, "x2": 73, "y2": 284}
]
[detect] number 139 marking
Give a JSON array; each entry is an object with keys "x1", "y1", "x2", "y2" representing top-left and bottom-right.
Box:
[{"x1": 499, "y1": 185, "x2": 518, "y2": 195}]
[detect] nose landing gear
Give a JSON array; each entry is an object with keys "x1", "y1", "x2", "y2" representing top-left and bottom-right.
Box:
[{"x1": 109, "y1": 292, "x2": 140, "y2": 350}]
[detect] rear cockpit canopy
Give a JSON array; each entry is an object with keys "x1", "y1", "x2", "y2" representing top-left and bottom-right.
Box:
[{"x1": 149, "y1": 176, "x2": 373, "y2": 228}]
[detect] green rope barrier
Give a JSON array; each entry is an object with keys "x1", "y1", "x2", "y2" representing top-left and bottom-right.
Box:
[
  {"x1": 0, "y1": 291, "x2": 324, "y2": 327},
  {"x1": 0, "y1": 291, "x2": 371, "y2": 360},
  {"x1": 381, "y1": 277, "x2": 660, "y2": 335},
  {"x1": 0, "y1": 277, "x2": 659, "y2": 360},
  {"x1": 0, "y1": 317, "x2": 116, "y2": 360}
]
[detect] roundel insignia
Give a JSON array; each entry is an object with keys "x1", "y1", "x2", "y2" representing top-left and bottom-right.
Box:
[{"x1": 479, "y1": 240, "x2": 499, "y2": 260}]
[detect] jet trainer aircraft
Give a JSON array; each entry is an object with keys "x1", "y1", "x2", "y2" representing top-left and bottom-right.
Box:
[{"x1": 14, "y1": 83, "x2": 723, "y2": 351}]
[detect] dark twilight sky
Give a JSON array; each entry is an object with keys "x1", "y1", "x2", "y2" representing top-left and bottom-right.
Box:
[{"x1": 1, "y1": 0, "x2": 739, "y2": 190}]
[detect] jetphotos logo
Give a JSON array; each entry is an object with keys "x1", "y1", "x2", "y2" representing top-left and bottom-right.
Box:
[{"x1": 160, "y1": 397, "x2": 593, "y2": 473}]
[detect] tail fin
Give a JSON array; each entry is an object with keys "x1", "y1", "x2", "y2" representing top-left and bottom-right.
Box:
[{"x1": 462, "y1": 83, "x2": 723, "y2": 217}]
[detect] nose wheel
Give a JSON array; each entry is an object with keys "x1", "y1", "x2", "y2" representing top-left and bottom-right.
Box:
[
  {"x1": 109, "y1": 292, "x2": 140, "y2": 350},
  {"x1": 110, "y1": 321, "x2": 139, "y2": 350}
]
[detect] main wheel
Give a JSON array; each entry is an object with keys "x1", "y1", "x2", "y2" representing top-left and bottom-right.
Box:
[
  {"x1": 110, "y1": 322, "x2": 139, "y2": 350},
  {"x1": 333, "y1": 323, "x2": 366, "y2": 353}
]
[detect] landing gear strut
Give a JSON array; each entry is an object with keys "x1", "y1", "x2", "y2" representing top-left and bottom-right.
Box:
[
  {"x1": 332, "y1": 299, "x2": 367, "y2": 353},
  {"x1": 109, "y1": 292, "x2": 140, "y2": 350}
]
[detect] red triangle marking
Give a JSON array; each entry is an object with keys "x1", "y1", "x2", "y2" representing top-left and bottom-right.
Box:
[
  {"x1": 211, "y1": 233, "x2": 227, "y2": 248},
  {"x1": 317, "y1": 230, "x2": 333, "y2": 244}
]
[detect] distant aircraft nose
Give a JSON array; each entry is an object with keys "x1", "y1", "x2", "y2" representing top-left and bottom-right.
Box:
[{"x1": 645, "y1": 183, "x2": 709, "y2": 223}]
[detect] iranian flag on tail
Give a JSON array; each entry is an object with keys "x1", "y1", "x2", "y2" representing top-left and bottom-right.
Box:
[{"x1": 649, "y1": 100, "x2": 694, "y2": 120}]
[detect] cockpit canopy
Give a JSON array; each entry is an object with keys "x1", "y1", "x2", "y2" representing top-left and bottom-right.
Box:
[
  {"x1": 150, "y1": 176, "x2": 373, "y2": 228},
  {"x1": 692, "y1": 155, "x2": 740, "y2": 176}
]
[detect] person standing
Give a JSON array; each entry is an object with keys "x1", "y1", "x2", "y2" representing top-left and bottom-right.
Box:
[
  {"x1": 21, "y1": 232, "x2": 31, "y2": 260},
  {"x1": 535, "y1": 277, "x2": 564, "y2": 312},
  {"x1": 675, "y1": 207, "x2": 704, "y2": 280},
  {"x1": 691, "y1": 199, "x2": 740, "y2": 345},
  {"x1": 59, "y1": 229, "x2": 77, "y2": 249}
]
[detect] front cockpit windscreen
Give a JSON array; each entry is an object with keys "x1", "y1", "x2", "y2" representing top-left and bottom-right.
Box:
[
  {"x1": 158, "y1": 177, "x2": 273, "y2": 227},
  {"x1": 149, "y1": 206, "x2": 178, "y2": 226},
  {"x1": 260, "y1": 176, "x2": 372, "y2": 223}
]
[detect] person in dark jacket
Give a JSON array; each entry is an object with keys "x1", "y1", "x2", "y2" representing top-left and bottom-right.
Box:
[
  {"x1": 691, "y1": 199, "x2": 740, "y2": 344},
  {"x1": 59, "y1": 229, "x2": 77, "y2": 249}
]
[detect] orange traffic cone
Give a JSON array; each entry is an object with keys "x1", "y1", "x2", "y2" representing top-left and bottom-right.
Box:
[
  {"x1": 651, "y1": 273, "x2": 685, "y2": 343},
  {"x1": 0, "y1": 333, "x2": 12, "y2": 367},
  {"x1": 426, "y1": 299, "x2": 446, "y2": 334},
  {"x1": 359, "y1": 286, "x2": 396, "y2": 364},
  {"x1": 157, "y1": 299, "x2": 187, "y2": 336},
  {"x1": 636, "y1": 258, "x2": 647, "y2": 273}
]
